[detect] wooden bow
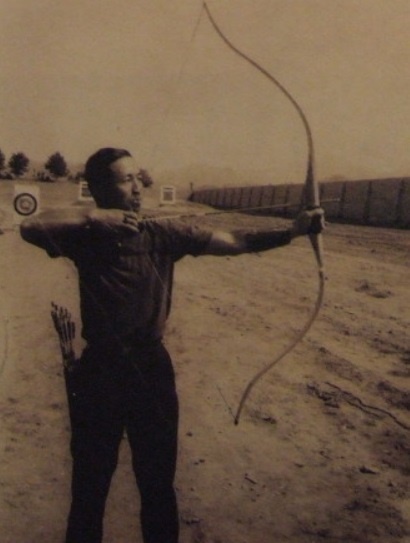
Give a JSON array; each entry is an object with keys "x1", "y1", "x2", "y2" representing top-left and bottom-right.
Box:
[{"x1": 202, "y1": 2, "x2": 325, "y2": 424}]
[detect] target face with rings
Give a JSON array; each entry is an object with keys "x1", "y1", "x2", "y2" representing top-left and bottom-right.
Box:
[{"x1": 14, "y1": 193, "x2": 38, "y2": 216}]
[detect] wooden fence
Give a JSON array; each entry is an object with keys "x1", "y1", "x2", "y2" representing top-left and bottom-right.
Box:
[{"x1": 190, "y1": 177, "x2": 410, "y2": 228}]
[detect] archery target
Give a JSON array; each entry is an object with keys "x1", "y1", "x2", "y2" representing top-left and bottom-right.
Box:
[
  {"x1": 14, "y1": 192, "x2": 38, "y2": 215},
  {"x1": 13, "y1": 184, "x2": 40, "y2": 224}
]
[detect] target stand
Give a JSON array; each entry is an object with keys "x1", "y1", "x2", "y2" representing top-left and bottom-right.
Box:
[
  {"x1": 77, "y1": 180, "x2": 94, "y2": 203},
  {"x1": 160, "y1": 185, "x2": 176, "y2": 206}
]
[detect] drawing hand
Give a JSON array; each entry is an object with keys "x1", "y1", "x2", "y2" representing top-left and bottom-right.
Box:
[{"x1": 88, "y1": 209, "x2": 141, "y2": 233}]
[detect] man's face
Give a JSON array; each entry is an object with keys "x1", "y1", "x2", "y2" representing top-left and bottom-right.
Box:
[{"x1": 104, "y1": 155, "x2": 142, "y2": 212}]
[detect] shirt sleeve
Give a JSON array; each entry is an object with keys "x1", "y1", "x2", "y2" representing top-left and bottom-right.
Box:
[
  {"x1": 41, "y1": 228, "x2": 94, "y2": 261},
  {"x1": 150, "y1": 219, "x2": 212, "y2": 261},
  {"x1": 43, "y1": 235, "x2": 76, "y2": 258}
]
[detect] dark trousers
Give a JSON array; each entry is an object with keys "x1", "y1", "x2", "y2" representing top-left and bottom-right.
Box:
[{"x1": 64, "y1": 340, "x2": 179, "y2": 543}]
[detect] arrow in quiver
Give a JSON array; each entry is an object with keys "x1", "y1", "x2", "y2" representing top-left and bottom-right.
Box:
[{"x1": 50, "y1": 302, "x2": 77, "y2": 371}]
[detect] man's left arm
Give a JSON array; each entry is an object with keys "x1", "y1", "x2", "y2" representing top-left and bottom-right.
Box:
[{"x1": 202, "y1": 209, "x2": 324, "y2": 256}]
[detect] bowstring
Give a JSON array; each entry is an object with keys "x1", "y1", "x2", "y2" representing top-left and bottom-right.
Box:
[
  {"x1": 130, "y1": 2, "x2": 206, "y2": 306},
  {"x1": 141, "y1": 2, "x2": 206, "y2": 327},
  {"x1": 147, "y1": 3, "x2": 205, "y2": 170}
]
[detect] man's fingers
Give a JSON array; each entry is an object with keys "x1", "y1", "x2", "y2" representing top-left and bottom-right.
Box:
[
  {"x1": 308, "y1": 214, "x2": 324, "y2": 235},
  {"x1": 307, "y1": 209, "x2": 325, "y2": 235},
  {"x1": 122, "y1": 211, "x2": 140, "y2": 231}
]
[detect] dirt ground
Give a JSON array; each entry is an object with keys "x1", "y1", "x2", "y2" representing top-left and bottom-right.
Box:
[{"x1": 0, "y1": 186, "x2": 409, "y2": 542}]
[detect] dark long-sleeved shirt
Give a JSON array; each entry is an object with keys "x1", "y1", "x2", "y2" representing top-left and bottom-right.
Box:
[{"x1": 44, "y1": 219, "x2": 212, "y2": 348}]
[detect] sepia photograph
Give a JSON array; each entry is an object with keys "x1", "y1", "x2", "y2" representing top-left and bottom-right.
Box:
[{"x1": 0, "y1": 1, "x2": 409, "y2": 542}]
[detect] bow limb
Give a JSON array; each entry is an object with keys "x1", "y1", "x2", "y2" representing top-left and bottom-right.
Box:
[
  {"x1": 203, "y1": 2, "x2": 314, "y2": 188},
  {"x1": 202, "y1": 2, "x2": 325, "y2": 424}
]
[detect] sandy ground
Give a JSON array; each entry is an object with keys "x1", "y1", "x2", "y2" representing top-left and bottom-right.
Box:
[{"x1": 0, "y1": 187, "x2": 409, "y2": 542}]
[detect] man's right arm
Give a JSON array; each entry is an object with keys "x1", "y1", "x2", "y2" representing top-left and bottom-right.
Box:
[
  {"x1": 20, "y1": 208, "x2": 89, "y2": 251},
  {"x1": 20, "y1": 208, "x2": 140, "y2": 252}
]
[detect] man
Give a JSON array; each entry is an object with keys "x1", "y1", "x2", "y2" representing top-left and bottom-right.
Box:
[{"x1": 20, "y1": 147, "x2": 323, "y2": 543}]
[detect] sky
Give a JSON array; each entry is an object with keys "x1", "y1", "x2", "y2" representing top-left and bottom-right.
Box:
[{"x1": 0, "y1": 0, "x2": 409, "y2": 184}]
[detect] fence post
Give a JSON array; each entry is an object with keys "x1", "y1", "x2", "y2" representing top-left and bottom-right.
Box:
[
  {"x1": 396, "y1": 178, "x2": 405, "y2": 226},
  {"x1": 363, "y1": 181, "x2": 373, "y2": 224},
  {"x1": 339, "y1": 182, "x2": 347, "y2": 220}
]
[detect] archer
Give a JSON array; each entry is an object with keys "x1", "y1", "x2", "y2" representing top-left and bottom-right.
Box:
[{"x1": 20, "y1": 147, "x2": 323, "y2": 543}]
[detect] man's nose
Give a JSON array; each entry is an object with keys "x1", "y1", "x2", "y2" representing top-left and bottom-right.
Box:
[{"x1": 132, "y1": 179, "x2": 141, "y2": 193}]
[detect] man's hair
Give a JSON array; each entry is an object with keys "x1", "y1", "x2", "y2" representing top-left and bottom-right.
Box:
[{"x1": 84, "y1": 148, "x2": 131, "y2": 190}]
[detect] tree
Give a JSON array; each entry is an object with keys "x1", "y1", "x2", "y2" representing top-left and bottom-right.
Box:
[
  {"x1": 137, "y1": 168, "x2": 154, "y2": 188},
  {"x1": 0, "y1": 149, "x2": 5, "y2": 171},
  {"x1": 9, "y1": 152, "x2": 29, "y2": 177},
  {"x1": 45, "y1": 152, "x2": 69, "y2": 178}
]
